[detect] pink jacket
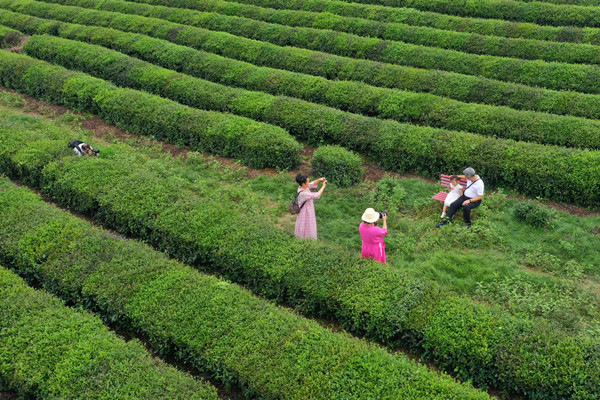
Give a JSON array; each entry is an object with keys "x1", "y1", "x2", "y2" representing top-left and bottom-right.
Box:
[{"x1": 359, "y1": 222, "x2": 387, "y2": 263}]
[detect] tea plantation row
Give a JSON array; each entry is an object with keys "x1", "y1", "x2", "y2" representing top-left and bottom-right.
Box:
[
  {"x1": 211, "y1": 0, "x2": 600, "y2": 44},
  {"x1": 121, "y1": 0, "x2": 600, "y2": 65},
  {"x1": 7, "y1": 8, "x2": 600, "y2": 122},
  {"x1": 0, "y1": 266, "x2": 220, "y2": 399},
  {"x1": 29, "y1": 0, "x2": 600, "y2": 94},
  {"x1": 9, "y1": 1, "x2": 600, "y2": 123},
  {"x1": 24, "y1": 34, "x2": 600, "y2": 150}
]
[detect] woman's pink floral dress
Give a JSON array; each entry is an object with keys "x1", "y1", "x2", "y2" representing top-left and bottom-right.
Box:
[{"x1": 295, "y1": 182, "x2": 321, "y2": 240}]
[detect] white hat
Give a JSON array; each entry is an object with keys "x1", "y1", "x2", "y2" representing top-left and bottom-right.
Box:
[{"x1": 361, "y1": 208, "x2": 379, "y2": 223}]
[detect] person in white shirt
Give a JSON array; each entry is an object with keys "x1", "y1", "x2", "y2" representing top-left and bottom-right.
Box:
[{"x1": 436, "y1": 167, "x2": 484, "y2": 228}]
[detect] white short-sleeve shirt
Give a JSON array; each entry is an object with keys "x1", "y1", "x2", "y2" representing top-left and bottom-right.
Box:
[{"x1": 463, "y1": 177, "x2": 484, "y2": 199}]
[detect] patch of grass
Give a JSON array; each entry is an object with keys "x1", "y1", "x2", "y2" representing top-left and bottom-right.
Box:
[{"x1": 0, "y1": 91, "x2": 25, "y2": 107}]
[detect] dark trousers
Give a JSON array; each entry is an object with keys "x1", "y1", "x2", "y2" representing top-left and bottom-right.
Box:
[{"x1": 446, "y1": 195, "x2": 481, "y2": 225}]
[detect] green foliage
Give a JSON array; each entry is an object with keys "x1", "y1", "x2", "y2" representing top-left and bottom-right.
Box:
[
  {"x1": 117, "y1": 0, "x2": 600, "y2": 66},
  {"x1": 0, "y1": 24, "x2": 23, "y2": 48},
  {"x1": 311, "y1": 145, "x2": 363, "y2": 187},
  {"x1": 475, "y1": 274, "x2": 600, "y2": 331},
  {"x1": 0, "y1": 108, "x2": 597, "y2": 399},
  {"x1": 21, "y1": 26, "x2": 600, "y2": 151},
  {"x1": 205, "y1": 0, "x2": 600, "y2": 46},
  {"x1": 2, "y1": 37, "x2": 600, "y2": 207},
  {"x1": 0, "y1": 50, "x2": 301, "y2": 170},
  {"x1": 0, "y1": 177, "x2": 490, "y2": 400},
  {"x1": 27, "y1": 0, "x2": 600, "y2": 95},
  {"x1": 0, "y1": 90, "x2": 26, "y2": 107},
  {"x1": 367, "y1": 175, "x2": 408, "y2": 213},
  {"x1": 514, "y1": 201, "x2": 556, "y2": 228},
  {"x1": 348, "y1": 0, "x2": 600, "y2": 29},
  {"x1": 7, "y1": 8, "x2": 600, "y2": 125},
  {"x1": 0, "y1": 267, "x2": 219, "y2": 399}
]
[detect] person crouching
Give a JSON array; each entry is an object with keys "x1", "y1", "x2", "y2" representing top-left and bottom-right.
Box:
[{"x1": 359, "y1": 208, "x2": 388, "y2": 264}]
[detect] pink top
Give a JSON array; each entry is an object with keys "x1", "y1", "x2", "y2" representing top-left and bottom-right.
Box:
[
  {"x1": 295, "y1": 182, "x2": 320, "y2": 240},
  {"x1": 359, "y1": 222, "x2": 388, "y2": 263}
]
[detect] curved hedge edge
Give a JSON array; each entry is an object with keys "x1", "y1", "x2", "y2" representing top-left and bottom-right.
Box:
[
  {"x1": 8, "y1": 2, "x2": 600, "y2": 124},
  {"x1": 0, "y1": 110, "x2": 597, "y2": 400},
  {"x1": 0, "y1": 176, "x2": 491, "y2": 400},
  {"x1": 122, "y1": 0, "x2": 600, "y2": 66},
  {"x1": 0, "y1": 265, "x2": 219, "y2": 400},
  {"x1": 33, "y1": 0, "x2": 600, "y2": 95},
  {"x1": 219, "y1": 0, "x2": 600, "y2": 45},
  {"x1": 0, "y1": 49, "x2": 301, "y2": 169}
]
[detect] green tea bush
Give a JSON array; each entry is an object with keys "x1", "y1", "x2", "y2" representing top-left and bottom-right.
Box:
[
  {"x1": 0, "y1": 51, "x2": 301, "y2": 169},
  {"x1": 311, "y1": 145, "x2": 363, "y2": 187},
  {"x1": 0, "y1": 177, "x2": 490, "y2": 400},
  {"x1": 121, "y1": 0, "x2": 600, "y2": 66},
  {"x1": 8, "y1": 7, "x2": 600, "y2": 122},
  {"x1": 335, "y1": 0, "x2": 600, "y2": 28},
  {"x1": 33, "y1": 0, "x2": 600, "y2": 94},
  {"x1": 514, "y1": 201, "x2": 555, "y2": 228},
  {"x1": 0, "y1": 266, "x2": 219, "y2": 400},
  {"x1": 0, "y1": 111, "x2": 597, "y2": 399},
  {"x1": 22, "y1": 33, "x2": 600, "y2": 150},
  {"x1": 210, "y1": 0, "x2": 600, "y2": 44}
]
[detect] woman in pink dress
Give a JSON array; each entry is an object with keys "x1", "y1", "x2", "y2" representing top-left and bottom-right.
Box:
[
  {"x1": 294, "y1": 174, "x2": 327, "y2": 240},
  {"x1": 359, "y1": 208, "x2": 388, "y2": 263}
]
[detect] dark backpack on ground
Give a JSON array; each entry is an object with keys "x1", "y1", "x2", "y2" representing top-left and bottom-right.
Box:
[
  {"x1": 67, "y1": 140, "x2": 84, "y2": 149},
  {"x1": 289, "y1": 191, "x2": 307, "y2": 214}
]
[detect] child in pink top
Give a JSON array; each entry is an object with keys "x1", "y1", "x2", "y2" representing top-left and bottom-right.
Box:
[{"x1": 359, "y1": 208, "x2": 388, "y2": 263}]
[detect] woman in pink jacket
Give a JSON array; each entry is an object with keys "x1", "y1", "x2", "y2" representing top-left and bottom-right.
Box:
[{"x1": 359, "y1": 208, "x2": 388, "y2": 263}]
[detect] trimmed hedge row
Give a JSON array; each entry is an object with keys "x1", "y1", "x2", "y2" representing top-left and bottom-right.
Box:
[
  {"x1": 0, "y1": 180, "x2": 489, "y2": 397},
  {"x1": 3, "y1": 50, "x2": 600, "y2": 207},
  {"x1": 0, "y1": 266, "x2": 219, "y2": 400},
  {"x1": 516, "y1": 0, "x2": 600, "y2": 5},
  {"x1": 24, "y1": 34, "x2": 600, "y2": 150},
  {"x1": 122, "y1": 0, "x2": 600, "y2": 66},
  {"x1": 0, "y1": 25, "x2": 22, "y2": 48},
  {"x1": 6, "y1": 45, "x2": 600, "y2": 205},
  {"x1": 0, "y1": 51, "x2": 300, "y2": 170},
  {"x1": 0, "y1": 109, "x2": 597, "y2": 399},
  {"x1": 7, "y1": 11, "x2": 600, "y2": 121},
  {"x1": 224, "y1": 0, "x2": 600, "y2": 45},
  {"x1": 337, "y1": 0, "x2": 600, "y2": 28},
  {"x1": 33, "y1": 0, "x2": 600, "y2": 95}
]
